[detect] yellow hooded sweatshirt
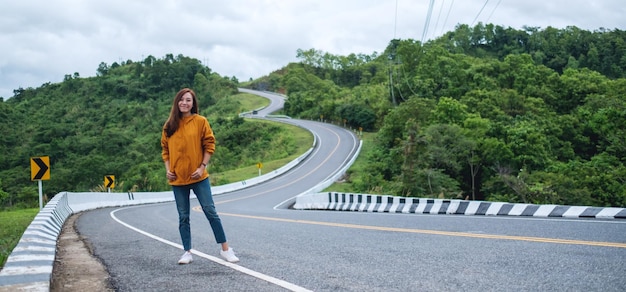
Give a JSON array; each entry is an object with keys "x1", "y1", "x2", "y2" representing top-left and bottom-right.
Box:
[{"x1": 161, "y1": 114, "x2": 215, "y2": 186}]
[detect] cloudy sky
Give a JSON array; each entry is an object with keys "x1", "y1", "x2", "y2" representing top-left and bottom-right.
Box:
[{"x1": 1, "y1": 0, "x2": 624, "y2": 99}]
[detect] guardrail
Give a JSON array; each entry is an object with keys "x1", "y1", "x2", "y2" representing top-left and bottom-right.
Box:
[{"x1": 294, "y1": 192, "x2": 626, "y2": 219}]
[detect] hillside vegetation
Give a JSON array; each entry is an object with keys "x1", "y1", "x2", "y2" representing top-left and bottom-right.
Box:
[
  {"x1": 1, "y1": 24, "x2": 625, "y2": 209},
  {"x1": 0, "y1": 54, "x2": 306, "y2": 209},
  {"x1": 250, "y1": 24, "x2": 626, "y2": 207}
]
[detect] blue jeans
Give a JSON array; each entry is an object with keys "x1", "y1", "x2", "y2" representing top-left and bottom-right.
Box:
[{"x1": 172, "y1": 178, "x2": 227, "y2": 251}]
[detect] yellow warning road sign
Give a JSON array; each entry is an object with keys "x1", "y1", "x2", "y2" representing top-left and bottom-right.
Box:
[
  {"x1": 105, "y1": 175, "x2": 115, "y2": 188},
  {"x1": 31, "y1": 156, "x2": 50, "y2": 181}
]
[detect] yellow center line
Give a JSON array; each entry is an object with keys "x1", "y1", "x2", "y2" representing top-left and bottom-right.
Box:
[{"x1": 219, "y1": 212, "x2": 626, "y2": 249}]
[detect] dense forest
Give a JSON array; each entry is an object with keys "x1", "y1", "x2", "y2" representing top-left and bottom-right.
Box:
[
  {"x1": 1, "y1": 23, "x2": 625, "y2": 209},
  {"x1": 249, "y1": 23, "x2": 626, "y2": 207},
  {"x1": 0, "y1": 54, "x2": 300, "y2": 209}
]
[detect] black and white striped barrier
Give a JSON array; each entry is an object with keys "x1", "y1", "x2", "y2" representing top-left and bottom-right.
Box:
[{"x1": 293, "y1": 192, "x2": 626, "y2": 219}]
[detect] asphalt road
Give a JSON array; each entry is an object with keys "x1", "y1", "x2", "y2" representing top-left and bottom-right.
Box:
[
  {"x1": 77, "y1": 204, "x2": 626, "y2": 291},
  {"x1": 75, "y1": 90, "x2": 626, "y2": 291}
]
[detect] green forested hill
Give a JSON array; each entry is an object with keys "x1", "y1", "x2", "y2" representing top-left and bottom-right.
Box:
[
  {"x1": 2, "y1": 24, "x2": 625, "y2": 209},
  {"x1": 0, "y1": 54, "x2": 300, "y2": 209},
  {"x1": 249, "y1": 24, "x2": 626, "y2": 207}
]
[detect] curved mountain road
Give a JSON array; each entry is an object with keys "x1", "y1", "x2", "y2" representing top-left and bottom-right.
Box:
[{"x1": 73, "y1": 89, "x2": 626, "y2": 291}]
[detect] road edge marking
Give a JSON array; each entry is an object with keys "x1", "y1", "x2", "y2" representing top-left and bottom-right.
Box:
[{"x1": 110, "y1": 206, "x2": 312, "y2": 292}]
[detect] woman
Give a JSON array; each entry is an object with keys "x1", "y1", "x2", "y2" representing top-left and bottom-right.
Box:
[{"x1": 161, "y1": 88, "x2": 239, "y2": 264}]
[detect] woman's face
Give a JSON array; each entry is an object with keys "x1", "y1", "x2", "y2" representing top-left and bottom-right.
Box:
[{"x1": 178, "y1": 92, "x2": 194, "y2": 116}]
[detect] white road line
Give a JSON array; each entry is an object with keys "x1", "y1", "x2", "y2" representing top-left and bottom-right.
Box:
[{"x1": 110, "y1": 206, "x2": 312, "y2": 292}]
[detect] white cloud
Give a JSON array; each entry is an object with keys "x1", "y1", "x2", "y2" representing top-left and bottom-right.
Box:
[{"x1": 1, "y1": 0, "x2": 624, "y2": 99}]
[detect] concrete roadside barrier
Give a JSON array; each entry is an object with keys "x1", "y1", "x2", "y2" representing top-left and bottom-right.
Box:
[{"x1": 294, "y1": 192, "x2": 626, "y2": 219}]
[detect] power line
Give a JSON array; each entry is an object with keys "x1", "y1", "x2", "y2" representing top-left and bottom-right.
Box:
[
  {"x1": 471, "y1": 0, "x2": 490, "y2": 26},
  {"x1": 431, "y1": 0, "x2": 447, "y2": 39},
  {"x1": 485, "y1": 0, "x2": 502, "y2": 23},
  {"x1": 389, "y1": 0, "x2": 400, "y2": 106},
  {"x1": 394, "y1": 0, "x2": 399, "y2": 39},
  {"x1": 440, "y1": 0, "x2": 455, "y2": 35},
  {"x1": 421, "y1": 0, "x2": 436, "y2": 43}
]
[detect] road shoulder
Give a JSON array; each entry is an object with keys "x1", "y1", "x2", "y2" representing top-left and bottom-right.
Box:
[{"x1": 51, "y1": 212, "x2": 113, "y2": 291}]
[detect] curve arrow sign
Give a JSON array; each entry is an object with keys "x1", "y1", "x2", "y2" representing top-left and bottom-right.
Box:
[
  {"x1": 30, "y1": 156, "x2": 50, "y2": 181},
  {"x1": 105, "y1": 175, "x2": 115, "y2": 188}
]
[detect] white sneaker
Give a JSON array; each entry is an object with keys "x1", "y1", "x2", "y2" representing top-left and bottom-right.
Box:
[
  {"x1": 178, "y1": 251, "x2": 193, "y2": 264},
  {"x1": 220, "y1": 248, "x2": 239, "y2": 263}
]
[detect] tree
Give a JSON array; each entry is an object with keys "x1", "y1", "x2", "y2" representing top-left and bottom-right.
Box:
[
  {"x1": 431, "y1": 97, "x2": 468, "y2": 125},
  {"x1": 0, "y1": 179, "x2": 11, "y2": 208},
  {"x1": 505, "y1": 120, "x2": 552, "y2": 171},
  {"x1": 334, "y1": 103, "x2": 376, "y2": 131},
  {"x1": 462, "y1": 115, "x2": 492, "y2": 200},
  {"x1": 96, "y1": 62, "x2": 109, "y2": 76},
  {"x1": 555, "y1": 68, "x2": 608, "y2": 114},
  {"x1": 421, "y1": 123, "x2": 468, "y2": 196}
]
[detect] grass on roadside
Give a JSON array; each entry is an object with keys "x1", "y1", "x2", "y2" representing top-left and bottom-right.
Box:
[
  {"x1": 211, "y1": 119, "x2": 313, "y2": 184},
  {"x1": 323, "y1": 131, "x2": 375, "y2": 193},
  {"x1": 0, "y1": 208, "x2": 39, "y2": 268},
  {"x1": 210, "y1": 92, "x2": 312, "y2": 183},
  {"x1": 233, "y1": 92, "x2": 271, "y2": 113}
]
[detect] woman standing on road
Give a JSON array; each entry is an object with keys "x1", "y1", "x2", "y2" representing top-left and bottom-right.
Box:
[{"x1": 161, "y1": 88, "x2": 239, "y2": 264}]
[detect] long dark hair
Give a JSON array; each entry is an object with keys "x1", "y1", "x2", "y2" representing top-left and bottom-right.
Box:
[{"x1": 163, "y1": 88, "x2": 199, "y2": 137}]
